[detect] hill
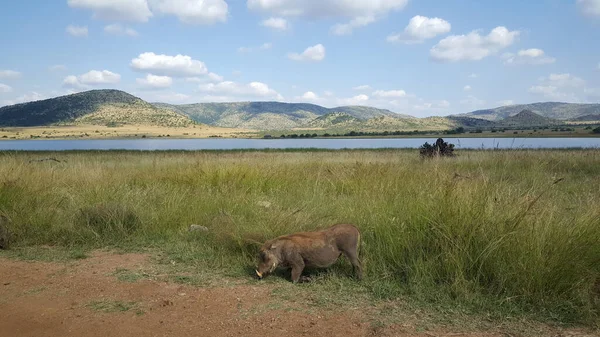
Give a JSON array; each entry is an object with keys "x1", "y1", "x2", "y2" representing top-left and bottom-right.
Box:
[
  {"x1": 457, "y1": 102, "x2": 600, "y2": 121},
  {"x1": 572, "y1": 114, "x2": 600, "y2": 122},
  {"x1": 0, "y1": 90, "x2": 196, "y2": 127},
  {"x1": 154, "y1": 101, "x2": 411, "y2": 130},
  {"x1": 497, "y1": 110, "x2": 562, "y2": 127}
]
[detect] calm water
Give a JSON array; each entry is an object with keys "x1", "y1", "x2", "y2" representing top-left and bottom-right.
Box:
[{"x1": 0, "y1": 138, "x2": 599, "y2": 151}]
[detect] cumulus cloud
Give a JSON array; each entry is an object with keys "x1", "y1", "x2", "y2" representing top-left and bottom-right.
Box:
[
  {"x1": 104, "y1": 23, "x2": 139, "y2": 36},
  {"x1": 296, "y1": 91, "x2": 321, "y2": 102},
  {"x1": 238, "y1": 43, "x2": 272, "y2": 53},
  {"x1": 49, "y1": 65, "x2": 67, "y2": 72},
  {"x1": 131, "y1": 52, "x2": 208, "y2": 77},
  {"x1": 469, "y1": 73, "x2": 478, "y2": 78},
  {"x1": 150, "y1": 0, "x2": 228, "y2": 25},
  {"x1": 502, "y1": 48, "x2": 556, "y2": 65},
  {"x1": 136, "y1": 74, "x2": 173, "y2": 89},
  {"x1": 198, "y1": 81, "x2": 283, "y2": 100},
  {"x1": 339, "y1": 94, "x2": 369, "y2": 106},
  {"x1": 387, "y1": 15, "x2": 451, "y2": 44},
  {"x1": 288, "y1": 44, "x2": 325, "y2": 62},
  {"x1": 0, "y1": 70, "x2": 21, "y2": 79},
  {"x1": 66, "y1": 25, "x2": 88, "y2": 37},
  {"x1": 68, "y1": 0, "x2": 153, "y2": 22},
  {"x1": 248, "y1": 0, "x2": 408, "y2": 34},
  {"x1": 372, "y1": 90, "x2": 407, "y2": 98},
  {"x1": 528, "y1": 73, "x2": 586, "y2": 101},
  {"x1": 353, "y1": 85, "x2": 371, "y2": 91},
  {"x1": 63, "y1": 70, "x2": 121, "y2": 89},
  {"x1": 247, "y1": 0, "x2": 408, "y2": 19},
  {"x1": 460, "y1": 95, "x2": 486, "y2": 108},
  {"x1": 577, "y1": 0, "x2": 600, "y2": 17},
  {"x1": 430, "y1": 26, "x2": 519, "y2": 62},
  {"x1": 0, "y1": 92, "x2": 46, "y2": 107},
  {"x1": 497, "y1": 100, "x2": 514, "y2": 106},
  {"x1": 331, "y1": 16, "x2": 375, "y2": 36},
  {"x1": 463, "y1": 85, "x2": 472, "y2": 91},
  {"x1": 0, "y1": 83, "x2": 12, "y2": 93},
  {"x1": 260, "y1": 17, "x2": 289, "y2": 31}
]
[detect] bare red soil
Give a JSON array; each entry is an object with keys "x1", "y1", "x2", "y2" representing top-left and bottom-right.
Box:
[{"x1": 0, "y1": 251, "x2": 596, "y2": 337}]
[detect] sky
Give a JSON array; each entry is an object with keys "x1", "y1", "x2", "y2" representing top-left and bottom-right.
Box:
[{"x1": 0, "y1": 0, "x2": 599, "y2": 117}]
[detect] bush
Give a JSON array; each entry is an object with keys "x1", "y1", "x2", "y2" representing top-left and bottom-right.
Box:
[
  {"x1": 419, "y1": 138, "x2": 455, "y2": 158},
  {"x1": 593, "y1": 127, "x2": 600, "y2": 134}
]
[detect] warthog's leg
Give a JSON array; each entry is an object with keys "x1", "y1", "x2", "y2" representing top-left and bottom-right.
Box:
[
  {"x1": 288, "y1": 254, "x2": 305, "y2": 283},
  {"x1": 342, "y1": 249, "x2": 363, "y2": 280}
]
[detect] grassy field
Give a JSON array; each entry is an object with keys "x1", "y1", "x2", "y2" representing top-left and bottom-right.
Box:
[
  {"x1": 0, "y1": 124, "x2": 256, "y2": 140},
  {"x1": 1, "y1": 149, "x2": 599, "y2": 327}
]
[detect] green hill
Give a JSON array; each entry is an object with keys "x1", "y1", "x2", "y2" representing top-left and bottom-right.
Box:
[
  {"x1": 497, "y1": 110, "x2": 562, "y2": 127},
  {"x1": 154, "y1": 101, "x2": 409, "y2": 130},
  {"x1": 0, "y1": 90, "x2": 196, "y2": 127}
]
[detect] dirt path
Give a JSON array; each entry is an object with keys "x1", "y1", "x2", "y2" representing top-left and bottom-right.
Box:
[{"x1": 0, "y1": 251, "x2": 595, "y2": 337}]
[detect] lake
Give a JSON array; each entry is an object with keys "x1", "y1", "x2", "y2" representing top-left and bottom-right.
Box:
[{"x1": 1, "y1": 138, "x2": 600, "y2": 151}]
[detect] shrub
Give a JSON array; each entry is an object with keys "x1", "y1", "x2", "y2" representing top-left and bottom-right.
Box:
[
  {"x1": 593, "y1": 127, "x2": 600, "y2": 134},
  {"x1": 419, "y1": 138, "x2": 455, "y2": 158}
]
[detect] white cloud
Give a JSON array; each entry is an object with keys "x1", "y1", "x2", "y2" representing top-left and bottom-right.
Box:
[
  {"x1": 150, "y1": 0, "x2": 228, "y2": 25},
  {"x1": 372, "y1": 89, "x2": 407, "y2": 98},
  {"x1": 387, "y1": 15, "x2": 451, "y2": 44},
  {"x1": 66, "y1": 25, "x2": 88, "y2": 37},
  {"x1": 63, "y1": 70, "x2": 121, "y2": 88},
  {"x1": 67, "y1": 0, "x2": 153, "y2": 22},
  {"x1": 198, "y1": 81, "x2": 283, "y2": 100},
  {"x1": 0, "y1": 70, "x2": 21, "y2": 79},
  {"x1": 0, "y1": 83, "x2": 12, "y2": 93},
  {"x1": 463, "y1": 85, "x2": 472, "y2": 91},
  {"x1": 460, "y1": 95, "x2": 486, "y2": 108},
  {"x1": 528, "y1": 73, "x2": 586, "y2": 101},
  {"x1": 131, "y1": 52, "x2": 208, "y2": 77},
  {"x1": 543, "y1": 73, "x2": 586, "y2": 87},
  {"x1": 577, "y1": 0, "x2": 600, "y2": 17},
  {"x1": 238, "y1": 43, "x2": 272, "y2": 53},
  {"x1": 413, "y1": 100, "x2": 451, "y2": 111},
  {"x1": 260, "y1": 17, "x2": 289, "y2": 31},
  {"x1": 137, "y1": 91, "x2": 192, "y2": 104},
  {"x1": 1, "y1": 92, "x2": 46, "y2": 107},
  {"x1": 430, "y1": 26, "x2": 520, "y2": 62},
  {"x1": 502, "y1": 48, "x2": 556, "y2": 65},
  {"x1": 49, "y1": 65, "x2": 67, "y2": 72},
  {"x1": 468, "y1": 73, "x2": 478, "y2": 78},
  {"x1": 104, "y1": 23, "x2": 139, "y2": 37},
  {"x1": 331, "y1": 15, "x2": 375, "y2": 36},
  {"x1": 339, "y1": 94, "x2": 369, "y2": 105},
  {"x1": 353, "y1": 85, "x2": 371, "y2": 91},
  {"x1": 247, "y1": 0, "x2": 408, "y2": 19},
  {"x1": 497, "y1": 100, "x2": 514, "y2": 106},
  {"x1": 248, "y1": 0, "x2": 408, "y2": 34},
  {"x1": 136, "y1": 74, "x2": 173, "y2": 89},
  {"x1": 288, "y1": 44, "x2": 325, "y2": 62},
  {"x1": 584, "y1": 88, "x2": 600, "y2": 98},
  {"x1": 298, "y1": 91, "x2": 320, "y2": 102}
]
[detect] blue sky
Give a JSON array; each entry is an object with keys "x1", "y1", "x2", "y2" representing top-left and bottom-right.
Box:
[{"x1": 0, "y1": 0, "x2": 599, "y2": 117}]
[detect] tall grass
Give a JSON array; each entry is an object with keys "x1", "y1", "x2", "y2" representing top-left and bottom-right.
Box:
[{"x1": 1, "y1": 149, "x2": 599, "y2": 324}]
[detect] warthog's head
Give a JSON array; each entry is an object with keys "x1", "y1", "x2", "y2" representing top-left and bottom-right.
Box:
[{"x1": 255, "y1": 244, "x2": 279, "y2": 280}]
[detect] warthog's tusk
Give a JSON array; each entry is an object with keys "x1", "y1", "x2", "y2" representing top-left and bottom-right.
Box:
[{"x1": 255, "y1": 270, "x2": 263, "y2": 278}]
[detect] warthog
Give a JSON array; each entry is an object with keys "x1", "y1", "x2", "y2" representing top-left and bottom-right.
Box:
[{"x1": 255, "y1": 223, "x2": 363, "y2": 283}]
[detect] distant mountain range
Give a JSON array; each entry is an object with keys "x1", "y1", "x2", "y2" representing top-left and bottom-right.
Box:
[
  {"x1": 153, "y1": 101, "x2": 415, "y2": 130},
  {"x1": 1, "y1": 89, "x2": 599, "y2": 131},
  {"x1": 455, "y1": 102, "x2": 600, "y2": 121}
]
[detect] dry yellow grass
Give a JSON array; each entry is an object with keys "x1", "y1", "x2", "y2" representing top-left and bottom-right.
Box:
[{"x1": 0, "y1": 124, "x2": 258, "y2": 140}]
